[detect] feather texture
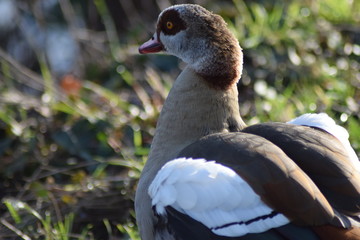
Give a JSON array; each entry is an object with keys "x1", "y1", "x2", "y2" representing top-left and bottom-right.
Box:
[
  {"x1": 242, "y1": 121, "x2": 360, "y2": 218},
  {"x1": 161, "y1": 206, "x2": 321, "y2": 240},
  {"x1": 149, "y1": 158, "x2": 289, "y2": 237},
  {"x1": 136, "y1": 3, "x2": 360, "y2": 239},
  {"x1": 288, "y1": 113, "x2": 360, "y2": 172}
]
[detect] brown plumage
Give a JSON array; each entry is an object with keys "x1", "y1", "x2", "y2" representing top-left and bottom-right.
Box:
[
  {"x1": 313, "y1": 225, "x2": 360, "y2": 240},
  {"x1": 136, "y1": 4, "x2": 360, "y2": 240},
  {"x1": 243, "y1": 123, "x2": 360, "y2": 216},
  {"x1": 177, "y1": 132, "x2": 335, "y2": 225}
]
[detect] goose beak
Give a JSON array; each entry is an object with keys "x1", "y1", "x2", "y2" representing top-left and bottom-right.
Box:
[{"x1": 139, "y1": 35, "x2": 164, "y2": 54}]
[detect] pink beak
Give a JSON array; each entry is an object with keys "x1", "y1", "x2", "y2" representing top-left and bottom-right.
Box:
[{"x1": 139, "y1": 36, "x2": 164, "y2": 54}]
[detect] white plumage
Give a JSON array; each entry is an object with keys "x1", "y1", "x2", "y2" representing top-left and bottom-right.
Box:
[
  {"x1": 148, "y1": 158, "x2": 290, "y2": 237},
  {"x1": 288, "y1": 113, "x2": 360, "y2": 172}
]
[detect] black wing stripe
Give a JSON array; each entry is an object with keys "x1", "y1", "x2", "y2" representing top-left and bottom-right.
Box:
[{"x1": 211, "y1": 211, "x2": 279, "y2": 231}]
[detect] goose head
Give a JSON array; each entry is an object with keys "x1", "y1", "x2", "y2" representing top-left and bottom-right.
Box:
[{"x1": 139, "y1": 4, "x2": 243, "y2": 90}]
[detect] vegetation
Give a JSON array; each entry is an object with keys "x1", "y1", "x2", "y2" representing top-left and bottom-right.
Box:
[{"x1": 0, "y1": 0, "x2": 359, "y2": 239}]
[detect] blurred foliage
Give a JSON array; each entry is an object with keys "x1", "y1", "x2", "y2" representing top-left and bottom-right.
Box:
[{"x1": 0, "y1": 0, "x2": 359, "y2": 239}]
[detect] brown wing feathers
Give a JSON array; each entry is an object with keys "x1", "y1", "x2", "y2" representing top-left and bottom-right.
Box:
[
  {"x1": 137, "y1": 4, "x2": 360, "y2": 239},
  {"x1": 242, "y1": 123, "x2": 360, "y2": 216},
  {"x1": 177, "y1": 132, "x2": 335, "y2": 226},
  {"x1": 177, "y1": 130, "x2": 360, "y2": 238},
  {"x1": 313, "y1": 225, "x2": 360, "y2": 240}
]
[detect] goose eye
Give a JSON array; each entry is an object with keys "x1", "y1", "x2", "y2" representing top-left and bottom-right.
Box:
[{"x1": 166, "y1": 21, "x2": 174, "y2": 29}]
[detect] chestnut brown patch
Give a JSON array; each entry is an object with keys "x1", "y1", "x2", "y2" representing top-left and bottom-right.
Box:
[
  {"x1": 199, "y1": 69, "x2": 239, "y2": 91},
  {"x1": 157, "y1": 9, "x2": 187, "y2": 36}
]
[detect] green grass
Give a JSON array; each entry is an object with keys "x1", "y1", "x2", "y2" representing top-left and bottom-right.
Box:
[
  {"x1": 0, "y1": 0, "x2": 359, "y2": 239},
  {"x1": 3, "y1": 198, "x2": 92, "y2": 240}
]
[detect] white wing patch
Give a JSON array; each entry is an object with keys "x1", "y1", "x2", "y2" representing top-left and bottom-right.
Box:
[
  {"x1": 149, "y1": 158, "x2": 289, "y2": 237},
  {"x1": 288, "y1": 113, "x2": 360, "y2": 172}
]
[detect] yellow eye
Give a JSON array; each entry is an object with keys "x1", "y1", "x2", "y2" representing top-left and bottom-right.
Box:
[{"x1": 166, "y1": 21, "x2": 174, "y2": 29}]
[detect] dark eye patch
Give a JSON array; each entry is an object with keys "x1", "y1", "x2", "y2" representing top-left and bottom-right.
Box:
[{"x1": 157, "y1": 9, "x2": 187, "y2": 36}]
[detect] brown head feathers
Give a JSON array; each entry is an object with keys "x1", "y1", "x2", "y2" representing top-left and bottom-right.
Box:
[{"x1": 153, "y1": 4, "x2": 243, "y2": 90}]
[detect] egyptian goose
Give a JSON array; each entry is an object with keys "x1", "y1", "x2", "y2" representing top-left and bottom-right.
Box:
[{"x1": 135, "y1": 4, "x2": 360, "y2": 240}]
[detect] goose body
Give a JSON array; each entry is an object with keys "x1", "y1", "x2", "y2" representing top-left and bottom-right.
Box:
[{"x1": 135, "y1": 4, "x2": 360, "y2": 240}]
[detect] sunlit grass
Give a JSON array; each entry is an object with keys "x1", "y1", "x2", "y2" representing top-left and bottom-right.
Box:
[
  {"x1": 0, "y1": 0, "x2": 359, "y2": 239},
  {"x1": 2, "y1": 199, "x2": 93, "y2": 240}
]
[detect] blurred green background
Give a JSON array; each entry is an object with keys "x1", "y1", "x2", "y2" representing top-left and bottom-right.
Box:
[{"x1": 0, "y1": 0, "x2": 359, "y2": 239}]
